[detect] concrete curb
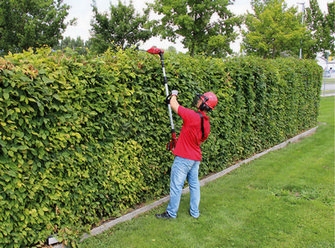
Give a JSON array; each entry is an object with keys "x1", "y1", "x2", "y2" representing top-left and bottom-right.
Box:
[
  {"x1": 53, "y1": 126, "x2": 318, "y2": 247},
  {"x1": 321, "y1": 93, "x2": 335, "y2": 97}
]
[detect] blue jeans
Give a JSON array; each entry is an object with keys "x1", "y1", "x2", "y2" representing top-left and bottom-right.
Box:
[{"x1": 166, "y1": 156, "x2": 201, "y2": 218}]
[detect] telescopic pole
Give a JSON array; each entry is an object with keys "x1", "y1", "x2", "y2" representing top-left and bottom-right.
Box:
[
  {"x1": 158, "y1": 52, "x2": 175, "y2": 132},
  {"x1": 147, "y1": 46, "x2": 177, "y2": 150}
]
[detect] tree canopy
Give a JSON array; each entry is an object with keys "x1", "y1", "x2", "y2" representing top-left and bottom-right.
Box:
[
  {"x1": 242, "y1": 0, "x2": 315, "y2": 58},
  {"x1": 0, "y1": 0, "x2": 73, "y2": 55},
  {"x1": 327, "y1": 1, "x2": 335, "y2": 55},
  {"x1": 148, "y1": 0, "x2": 242, "y2": 57},
  {"x1": 89, "y1": 0, "x2": 154, "y2": 54},
  {"x1": 305, "y1": 0, "x2": 335, "y2": 57},
  {"x1": 55, "y1": 36, "x2": 88, "y2": 55},
  {"x1": 2, "y1": 0, "x2": 332, "y2": 59}
]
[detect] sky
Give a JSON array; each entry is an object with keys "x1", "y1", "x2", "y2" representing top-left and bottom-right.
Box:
[{"x1": 62, "y1": 0, "x2": 332, "y2": 53}]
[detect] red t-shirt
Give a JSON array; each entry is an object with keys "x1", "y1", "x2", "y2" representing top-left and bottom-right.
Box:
[{"x1": 173, "y1": 106, "x2": 210, "y2": 161}]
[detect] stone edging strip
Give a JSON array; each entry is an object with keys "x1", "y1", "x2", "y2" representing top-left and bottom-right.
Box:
[{"x1": 54, "y1": 126, "x2": 317, "y2": 247}]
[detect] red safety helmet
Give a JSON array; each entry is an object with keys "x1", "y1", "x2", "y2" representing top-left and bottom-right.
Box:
[{"x1": 200, "y1": 92, "x2": 218, "y2": 110}]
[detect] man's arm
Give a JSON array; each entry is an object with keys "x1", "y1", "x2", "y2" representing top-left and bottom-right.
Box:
[{"x1": 170, "y1": 95, "x2": 180, "y2": 114}]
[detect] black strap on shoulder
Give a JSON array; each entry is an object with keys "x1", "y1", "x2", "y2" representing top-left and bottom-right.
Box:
[{"x1": 197, "y1": 112, "x2": 204, "y2": 140}]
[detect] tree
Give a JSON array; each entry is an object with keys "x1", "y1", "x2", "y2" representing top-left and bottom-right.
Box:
[
  {"x1": 327, "y1": 1, "x2": 335, "y2": 55},
  {"x1": 167, "y1": 46, "x2": 178, "y2": 53},
  {"x1": 242, "y1": 0, "x2": 315, "y2": 58},
  {"x1": 54, "y1": 36, "x2": 88, "y2": 54},
  {"x1": 148, "y1": 0, "x2": 242, "y2": 57},
  {"x1": 0, "y1": 0, "x2": 73, "y2": 55},
  {"x1": 305, "y1": 0, "x2": 334, "y2": 57},
  {"x1": 90, "y1": 0, "x2": 154, "y2": 54}
]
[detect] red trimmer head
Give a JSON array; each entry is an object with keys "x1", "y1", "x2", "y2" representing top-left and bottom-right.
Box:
[
  {"x1": 166, "y1": 131, "x2": 177, "y2": 151},
  {"x1": 147, "y1": 46, "x2": 164, "y2": 55}
]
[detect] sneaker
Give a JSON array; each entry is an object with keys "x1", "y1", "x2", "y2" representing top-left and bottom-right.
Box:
[{"x1": 155, "y1": 211, "x2": 173, "y2": 219}]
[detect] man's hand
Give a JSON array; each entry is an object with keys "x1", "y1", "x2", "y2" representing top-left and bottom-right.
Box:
[
  {"x1": 171, "y1": 90, "x2": 178, "y2": 96},
  {"x1": 166, "y1": 90, "x2": 179, "y2": 105}
]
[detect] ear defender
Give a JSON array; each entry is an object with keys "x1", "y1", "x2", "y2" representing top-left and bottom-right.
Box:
[
  {"x1": 199, "y1": 94, "x2": 211, "y2": 111},
  {"x1": 201, "y1": 92, "x2": 218, "y2": 111}
]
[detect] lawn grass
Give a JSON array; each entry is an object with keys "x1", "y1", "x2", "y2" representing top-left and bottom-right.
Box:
[
  {"x1": 321, "y1": 78, "x2": 335, "y2": 95},
  {"x1": 79, "y1": 96, "x2": 334, "y2": 248},
  {"x1": 323, "y1": 77, "x2": 335, "y2": 84}
]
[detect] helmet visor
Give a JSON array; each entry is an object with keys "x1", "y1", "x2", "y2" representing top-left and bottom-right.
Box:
[{"x1": 192, "y1": 93, "x2": 208, "y2": 108}]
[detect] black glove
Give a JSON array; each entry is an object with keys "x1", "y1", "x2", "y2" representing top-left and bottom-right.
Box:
[{"x1": 165, "y1": 94, "x2": 172, "y2": 105}]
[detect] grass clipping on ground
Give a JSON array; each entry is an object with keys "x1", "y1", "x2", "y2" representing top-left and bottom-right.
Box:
[{"x1": 80, "y1": 97, "x2": 334, "y2": 248}]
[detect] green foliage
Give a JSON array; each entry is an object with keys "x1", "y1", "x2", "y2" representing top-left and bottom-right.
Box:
[
  {"x1": 0, "y1": 0, "x2": 73, "y2": 55},
  {"x1": 80, "y1": 97, "x2": 334, "y2": 248},
  {"x1": 90, "y1": 0, "x2": 154, "y2": 54},
  {"x1": 0, "y1": 47, "x2": 322, "y2": 246},
  {"x1": 305, "y1": 0, "x2": 335, "y2": 56},
  {"x1": 243, "y1": 0, "x2": 315, "y2": 58},
  {"x1": 148, "y1": 0, "x2": 242, "y2": 57},
  {"x1": 305, "y1": 0, "x2": 327, "y2": 55},
  {"x1": 326, "y1": 1, "x2": 335, "y2": 55},
  {"x1": 55, "y1": 37, "x2": 88, "y2": 55}
]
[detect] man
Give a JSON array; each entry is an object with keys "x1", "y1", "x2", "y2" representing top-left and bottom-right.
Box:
[{"x1": 155, "y1": 90, "x2": 218, "y2": 219}]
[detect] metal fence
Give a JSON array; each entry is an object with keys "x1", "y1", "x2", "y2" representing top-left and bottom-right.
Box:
[{"x1": 321, "y1": 77, "x2": 335, "y2": 96}]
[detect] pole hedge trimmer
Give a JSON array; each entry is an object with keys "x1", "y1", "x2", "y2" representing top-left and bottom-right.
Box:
[{"x1": 147, "y1": 46, "x2": 177, "y2": 151}]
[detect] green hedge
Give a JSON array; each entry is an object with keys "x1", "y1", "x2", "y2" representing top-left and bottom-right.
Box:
[{"x1": 0, "y1": 48, "x2": 322, "y2": 247}]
